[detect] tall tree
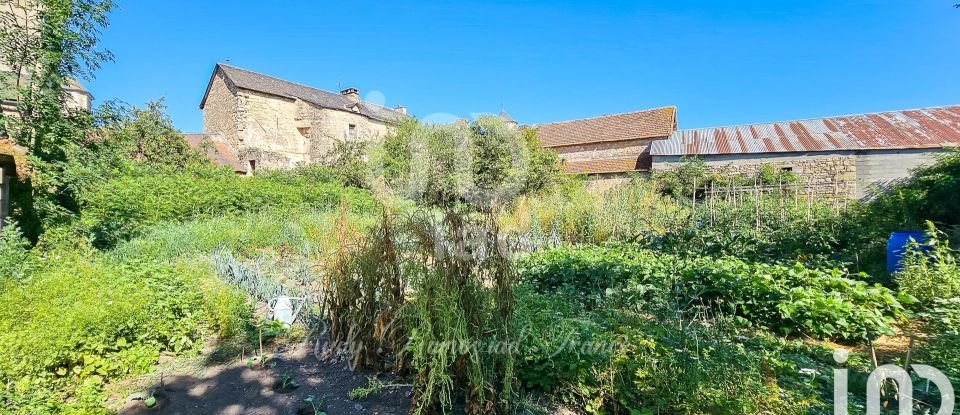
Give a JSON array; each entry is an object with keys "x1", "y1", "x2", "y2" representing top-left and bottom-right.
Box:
[{"x1": 0, "y1": 0, "x2": 115, "y2": 233}]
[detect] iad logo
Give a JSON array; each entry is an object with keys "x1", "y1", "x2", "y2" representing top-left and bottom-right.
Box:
[{"x1": 833, "y1": 349, "x2": 955, "y2": 415}]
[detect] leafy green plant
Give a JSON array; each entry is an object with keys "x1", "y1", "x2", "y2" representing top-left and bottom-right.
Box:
[
  {"x1": 368, "y1": 117, "x2": 561, "y2": 210},
  {"x1": 273, "y1": 372, "x2": 300, "y2": 392},
  {"x1": 0, "y1": 249, "x2": 209, "y2": 413},
  {"x1": 895, "y1": 222, "x2": 960, "y2": 305},
  {"x1": 302, "y1": 395, "x2": 328, "y2": 415},
  {"x1": 79, "y1": 164, "x2": 377, "y2": 247},
  {"x1": 520, "y1": 245, "x2": 906, "y2": 340},
  {"x1": 0, "y1": 223, "x2": 32, "y2": 283},
  {"x1": 348, "y1": 377, "x2": 386, "y2": 400}
]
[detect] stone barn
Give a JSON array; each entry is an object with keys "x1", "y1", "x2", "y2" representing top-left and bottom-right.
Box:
[
  {"x1": 649, "y1": 106, "x2": 960, "y2": 199},
  {"x1": 199, "y1": 64, "x2": 408, "y2": 172},
  {"x1": 535, "y1": 106, "x2": 677, "y2": 187}
]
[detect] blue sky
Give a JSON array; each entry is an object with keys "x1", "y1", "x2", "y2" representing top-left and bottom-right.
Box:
[{"x1": 88, "y1": 1, "x2": 960, "y2": 132}]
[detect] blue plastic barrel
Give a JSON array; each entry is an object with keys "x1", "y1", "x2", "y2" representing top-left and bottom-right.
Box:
[{"x1": 886, "y1": 231, "x2": 927, "y2": 274}]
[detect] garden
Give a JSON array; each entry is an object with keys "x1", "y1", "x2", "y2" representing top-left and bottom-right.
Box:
[{"x1": 1, "y1": 1, "x2": 959, "y2": 414}]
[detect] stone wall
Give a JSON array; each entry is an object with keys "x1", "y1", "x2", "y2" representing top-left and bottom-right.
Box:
[
  {"x1": 202, "y1": 72, "x2": 241, "y2": 155},
  {"x1": 552, "y1": 138, "x2": 653, "y2": 162},
  {"x1": 653, "y1": 149, "x2": 954, "y2": 200},
  {"x1": 653, "y1": 152, "x2": 858, "y2": 199},
  {"x1": 202, "y1": 73, "x2": 392, "y2": 170}
]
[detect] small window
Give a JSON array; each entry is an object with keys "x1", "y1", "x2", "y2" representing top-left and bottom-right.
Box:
[
  {"x1": 781, "y1": 167, "x2": 793, "y2": 172},
  {"x1": 247, "y1": 160, "x2": 256, "y2": 176},
  {"x1": 297, "y1": 127, "x2": 310, "y2": 138},
  {"x1": 347, "y1": 124, "x2": 357, "y2": 139}
]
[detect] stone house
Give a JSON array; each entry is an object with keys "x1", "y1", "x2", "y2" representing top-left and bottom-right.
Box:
[
  {"x1": 198, "y1": 64, "x2": 408, "y2": 172},
  {"x1": 649, "y1": 106, "x2": 960, "y2": 198},
  {"x1": 535, "y1": 106, "x2": 678, "y2": 187}
]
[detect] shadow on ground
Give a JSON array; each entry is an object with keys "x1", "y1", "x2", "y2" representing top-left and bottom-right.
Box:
[{"x1": 116, "y1": 341, "x2": 410, "y2": 415}]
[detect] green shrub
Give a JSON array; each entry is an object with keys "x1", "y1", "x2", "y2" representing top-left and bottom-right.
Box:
[
  {"x1": 0, "y1": 240, "x2": 252, "y2": 413},
  {"x1": 895, "y1": 222, "x2": 960, "y2": 305},
  {"x1": 837, "y1": 150, "x2": 960, "y2": 278},
  {"x1": 916, "y1": 297, "x2": 960, "y2": 385},
  {"x1": 520, "y1": 245, "x2": 906, "y2": 340},
  {"x1": 513, "y1": 287, "x2": 607, "y2": 392},
  {"x1": 513, "y1": 293, "x2": 817, "y2": 414},
  {"x1": 79, "y1": 164, "x2": 377, "y2": 246},
  {"x1": 0, "y1": 224, "x2": 31, "y2": 284},
  {"x1": 368, "y1": 117, "x2": 561, "y2": 210}
]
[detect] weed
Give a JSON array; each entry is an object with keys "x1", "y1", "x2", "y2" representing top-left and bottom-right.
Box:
[
  {"x1": 301, "y1": 395, "x2": 328, "y2": 415},
  {"x1": 348, "y1": 377, "x2": 385, "y2": 400},
  {"x1": 273, "y1": 372, "x2": 300, "y2": 392}
]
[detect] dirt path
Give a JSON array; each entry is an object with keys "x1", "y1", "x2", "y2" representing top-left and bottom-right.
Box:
[{"x1": 114, "y1": 341, "x2": 410, "y2": 415}]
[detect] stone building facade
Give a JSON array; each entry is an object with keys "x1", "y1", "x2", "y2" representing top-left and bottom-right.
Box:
[
  {"x1": 650, "y1": 106, "x2": 960, "y2": 199},
  {"x1": 535, "y1": 107, "x2": 678, "y2": 188},
  {"x1": 199, "y1": 64, "x2": 407, "y2": 172}
]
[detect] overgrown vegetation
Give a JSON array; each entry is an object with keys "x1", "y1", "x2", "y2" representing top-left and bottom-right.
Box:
[
  {"x1": 366, "y1": 117, "x2": 562, "y2": 210},
  {"x1": 1, "y1": 1, "x2": 959, "y2": 413}
]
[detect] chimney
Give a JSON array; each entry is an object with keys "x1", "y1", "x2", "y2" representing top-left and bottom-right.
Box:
[
  {"x1": 340, "y1": 87, "x2": 360, "y2": 103},
  {"x1": 395, "y1": 105, "x2": 407, "y2": 115}
]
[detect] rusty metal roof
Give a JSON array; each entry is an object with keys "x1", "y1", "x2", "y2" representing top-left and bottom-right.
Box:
[
  {"x1": 650, "y1": 105, "x2": 960, "y2": 156},
  {"x1": 537, "y1": 106, "x2": 677, "y2": 148}
]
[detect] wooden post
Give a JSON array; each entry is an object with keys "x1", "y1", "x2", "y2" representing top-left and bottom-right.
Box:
[
  {"x1": 755, "y1": 176, "x2": 761, "y2": 231},
  {"x1": 692, "y1": 176, "x2": 698, "y2": 213}
]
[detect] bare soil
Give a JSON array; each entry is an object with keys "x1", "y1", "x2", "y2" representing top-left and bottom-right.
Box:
[{"x1": 114, "y1": 341, "x2": 410, "y2": 415}]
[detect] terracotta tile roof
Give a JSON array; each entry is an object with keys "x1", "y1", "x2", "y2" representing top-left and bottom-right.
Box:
[
  {"x1": 563, "y1": 155, "x2": 652, "y2": 175},
  {"x1": 183, "y1": 133, "x2": 246, "y2": 173},
  {"x1": 536, "y1": 106, "x2": 677, "y2": 148},
  {"x1": 652, "y1": 105, "x2": 960, "y2": 156}
]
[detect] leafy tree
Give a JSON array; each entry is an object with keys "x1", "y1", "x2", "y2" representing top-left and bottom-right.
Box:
[
  {"x1": 0, "y1": 0, "x2": 115, "y2": 236},
  {"x1": 317, "y1": 137, "x2": 369, "y2": 188},
  {"x1": 369, "y1": 117, "x2": 561, "y2": 209},
  {"x1": 94, "y1": 100, "x2": 205, "y2": 170}
]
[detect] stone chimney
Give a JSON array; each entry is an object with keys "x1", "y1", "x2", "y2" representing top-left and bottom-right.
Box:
[
  {"x1": 395, "y1": 105, "x2": 407, "y2": 115},
  {"x1": 340, "y1": 87, "x2": 359, "y2": 103}
]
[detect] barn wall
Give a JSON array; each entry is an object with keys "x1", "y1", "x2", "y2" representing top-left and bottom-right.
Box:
[
  {"x1": 652, "y1": 152, "x2": 858, "y2": 199},
  {"x1": 853, "y1": 148, "x2": 950, "y2": 198},
  {"x1": 550, "y1": 138, "x2": 653, "y2": 162},
  {"x1": 652, "y1": 148, "x2": 952, "y2": 199}
]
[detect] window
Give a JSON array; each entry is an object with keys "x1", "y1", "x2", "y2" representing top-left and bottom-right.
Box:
[
  {"x1": 297, "y1": 127, "x2": 310, "y2": 138},
  {"x1": 347, "y1": 124, "x2": 357, "y2": 139},
  {"x1": 780, "y1": 166, "x2": 793, "y2": 172},
  {"x1": 247, "y1": 160, "x2": 256, "y2": 176}
]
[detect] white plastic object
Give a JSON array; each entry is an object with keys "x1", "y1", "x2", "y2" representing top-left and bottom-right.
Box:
[{"x1": 268, "y1": 296, "x2": 295, "y2": 327}]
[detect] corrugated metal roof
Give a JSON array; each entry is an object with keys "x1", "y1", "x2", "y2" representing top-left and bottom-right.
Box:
[
  {"x1": 536, "y1": 106, "x2": 677, "y2": 148},
  {"x1": 650, "y1": 105, "x2": 960, "y2": 156}
]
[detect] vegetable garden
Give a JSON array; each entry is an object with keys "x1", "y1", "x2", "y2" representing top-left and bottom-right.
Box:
[{"x1": 0, "y1": 2, "x2": 958, "y2": 412}]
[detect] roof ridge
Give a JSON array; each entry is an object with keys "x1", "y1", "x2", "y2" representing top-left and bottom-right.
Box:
[
  {"x1": 537, "y1": 105, "x2": 676, "y2": 126},
  {"x1": 219, "y1": 63, "x2": 403, "y2": 114},
  {"x1": 219, "y1": 63, "x2": 344, "y2": 98},
  {"x1": 217, "y1": 63, "x2": 400, "y2": 118},
  {"x1": 673, "y1": 104, "x2": 960, "y2": 133}
]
